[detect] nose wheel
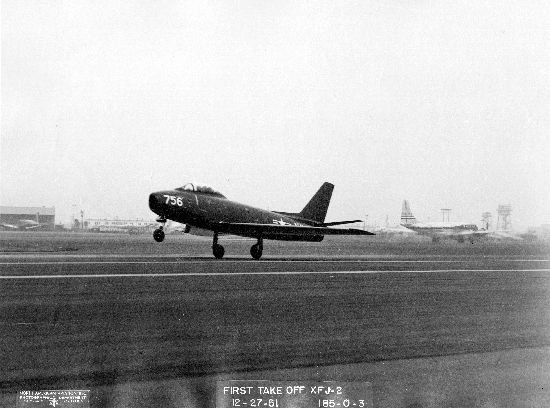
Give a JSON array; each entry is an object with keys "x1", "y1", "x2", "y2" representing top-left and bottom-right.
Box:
[
  {"x1": 250, "y1": 237, "x2": 263, "y2": 260},
  {"x1": 153, "y1": 216, "x2": 167, "y2": 242},
  {"x1": 153, "y1": 228, "x2": 165, "y2": 242},
  {"x1": 212, "y1": 232, "x2": 225, "y2": 259}
]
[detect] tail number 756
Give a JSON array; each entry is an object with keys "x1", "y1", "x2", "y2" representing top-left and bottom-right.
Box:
[{"x1": 163, "y1": 195, "x2": 183, "y2": 206}]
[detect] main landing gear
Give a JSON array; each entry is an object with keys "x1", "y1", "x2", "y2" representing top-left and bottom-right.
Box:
[
  {"x1": 212, "y1": 231, "x2": 225, "y2": 259},
  {"x1": 153, "y1": 216, "x2": 166, "y2": 242},
  {"x1": 250, "y1": 237, "x2": 263, "y2": 260},
  {"x1": 211, "y1": 233, "x2": 264, "y2": 260}
]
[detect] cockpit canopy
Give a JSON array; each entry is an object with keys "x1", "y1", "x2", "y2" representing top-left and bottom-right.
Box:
[{"x1": 175, "y1": 183, "x2": 226, "y2": 198}]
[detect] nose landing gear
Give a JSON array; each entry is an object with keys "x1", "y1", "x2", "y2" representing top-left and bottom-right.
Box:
[
  {"x1": 250, "y1": 237, "x2": 263, "y2": 260},
  {"x1": 153, "y1": 216, "x2": 167, "y2": 242},
  {"x1": 153, "y1": 228, "x2": 165, "y2": 242}
]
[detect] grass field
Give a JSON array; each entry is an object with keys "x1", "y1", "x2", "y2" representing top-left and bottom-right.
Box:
[{"x1": 1, "y1": 230, "x2": 549, "y2": 257}]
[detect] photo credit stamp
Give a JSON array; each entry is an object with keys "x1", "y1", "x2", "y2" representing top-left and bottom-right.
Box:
[{"x1": 16, "y1": 390, "x2": 90, "y2": 408}]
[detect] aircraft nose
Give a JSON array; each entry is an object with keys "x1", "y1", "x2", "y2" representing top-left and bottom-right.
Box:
[{"x1": 149, "y1": 193, "x2": 162, "y2": 212}]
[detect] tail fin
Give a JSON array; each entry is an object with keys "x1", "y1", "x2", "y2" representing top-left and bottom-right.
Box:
[
  {"x1": 401, "y1": 200, "x2": 417, "y2": 225},
  {"x1": 299, "y1": 182, "x2": 334, "y2": 223}
]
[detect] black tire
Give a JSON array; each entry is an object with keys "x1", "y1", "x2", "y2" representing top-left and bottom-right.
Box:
[
  {"x1": 213, "y1": 244, "x2": 225, "y2": 259},
  {"x1": 153, "y1": 229, "x2": 165, "y2": 242},
  {"x1": 250, "y1": 244, "x2": 263, "y2": 260}
]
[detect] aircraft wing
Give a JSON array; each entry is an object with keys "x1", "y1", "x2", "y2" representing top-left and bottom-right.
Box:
[
  {"x1": 452, "y1": 230, "x2": 490, "y2": 237},
  {"x1": 444, "y1": 230, "x2": 491, "y2": 242},
  {"x1": 216, "y1": 222, "x2": 374, "y2": 236}
]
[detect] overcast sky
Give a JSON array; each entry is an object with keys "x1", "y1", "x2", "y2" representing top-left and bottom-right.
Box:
[{"x1": 2, "y1": 1, "x2": 549, "y2": 229}]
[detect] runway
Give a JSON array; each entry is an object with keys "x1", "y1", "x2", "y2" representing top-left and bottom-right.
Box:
[{"x1": 1, "y1": 234, "x2": 550, "y2": 407}]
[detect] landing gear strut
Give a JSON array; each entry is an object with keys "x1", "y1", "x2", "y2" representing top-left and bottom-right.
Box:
[
  {"x1": 250, "y1": 237, "x2": 263, "y2": 260},
  {"x1": 212, "y1": 231, "x2": 225, "y2": 259},
  {"x1": 153, "y1": 216, "x2": 166, "y2": 242}
]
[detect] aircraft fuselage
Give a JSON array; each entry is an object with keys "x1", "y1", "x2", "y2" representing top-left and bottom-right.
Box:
[
  {"x1": 405, "y1": 223, "x2": 478, "y2": 234},
  {"x1": 149, "y1": 190, "x2": 323, "y2": 241}
]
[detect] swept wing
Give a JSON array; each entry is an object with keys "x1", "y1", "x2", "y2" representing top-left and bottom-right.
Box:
[{"x1": 216, "y1": 222, "x2": 374, "y2": 236}]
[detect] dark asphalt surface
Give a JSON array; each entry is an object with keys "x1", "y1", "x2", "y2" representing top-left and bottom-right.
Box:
[
  {"x1": 1, "y1": 234, "x2": 550, "y2": 407},
  {"x1": 2, "y1": 257, "x2": 550, "y2": 377}
]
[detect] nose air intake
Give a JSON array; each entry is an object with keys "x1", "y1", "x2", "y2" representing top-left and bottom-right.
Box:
[{"x1": 149, "y1": 193, "x2": 161, "y2": 213}]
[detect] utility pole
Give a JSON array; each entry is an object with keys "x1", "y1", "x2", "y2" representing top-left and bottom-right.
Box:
[
  {"x1": 481, "y1": 212, "x2": 492, "y2": 230},
  {"x1": 71, "y1": 204, "x2": 77, "y2": 230}
]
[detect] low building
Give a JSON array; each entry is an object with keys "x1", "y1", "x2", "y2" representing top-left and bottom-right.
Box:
[{"x1": 87, "y1": 218, "x2": 155, "y2": 234}]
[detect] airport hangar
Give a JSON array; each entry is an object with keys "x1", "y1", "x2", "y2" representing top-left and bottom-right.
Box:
[{"x1": 0, "y1": 206, "x2": 55, "y2": 229}]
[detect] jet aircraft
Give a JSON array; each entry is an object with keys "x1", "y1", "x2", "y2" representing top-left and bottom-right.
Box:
[
  {"x1": 400, "y1": 200, "x2": 488, "y2": 243},
  {"x1": 149, "y1": 182, "x2": 373, "y2": 259}
]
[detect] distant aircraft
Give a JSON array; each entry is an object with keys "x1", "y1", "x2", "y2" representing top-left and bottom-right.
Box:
[
  {"x1": 400, "y1": 200, "x2": 488, "y2": 243},
  {"x1": 372, "y1": 224, "x2": 416, "y2": 236},
  {"x1": 149, "y1": 182, "x2": 374, "y2": 259},
  {"x1": 490, "y1": 230, "x2": 524, "y2": 241},
  {"x1": 0, "y1": 219, "x2": 45, "y2": 231},
  {"x1": 89, "y1": 221, "x2": 157, "y2": 234}
]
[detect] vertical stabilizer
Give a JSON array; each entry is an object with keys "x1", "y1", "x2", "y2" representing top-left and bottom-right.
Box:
[
  {"x1": 401, "y1": 200, "x2": 417, "y2": 225},
  {"x1": 299, "y1": 182, "x2": 334, "y2": 223}
]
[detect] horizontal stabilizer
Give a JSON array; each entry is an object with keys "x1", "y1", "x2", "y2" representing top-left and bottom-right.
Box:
[{"x1": 321, "y1": 220, "x2": 362, "y2": 227}]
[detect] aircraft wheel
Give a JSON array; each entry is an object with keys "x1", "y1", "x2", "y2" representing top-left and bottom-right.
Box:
[
  {"x1": 250, "y1": 244, "x2": 263, "y2": 260},
  {"x1": 213, "y1": 243, "x2": 225, "y2": 259},
  {"x1": 153, "y1": 228, "x2": 165, "y2": 242}
]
